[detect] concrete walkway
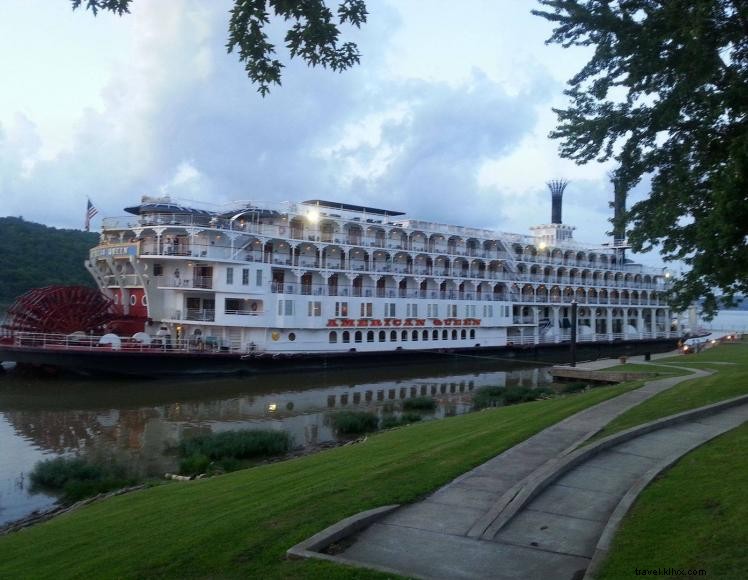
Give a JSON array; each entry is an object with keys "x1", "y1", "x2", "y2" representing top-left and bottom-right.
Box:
[
  {"x1": 294, "y1": 360, "x2": 747, "y2": 578},
  {"x1": 337, "y1": 400, "x2": 748, "y2": 579}
]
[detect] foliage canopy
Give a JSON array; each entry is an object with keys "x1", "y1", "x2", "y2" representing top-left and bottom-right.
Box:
[
  {"x1": 0, "y1": 217, "x2": 98, "y2": 307},
  {"x1": 533, "y1": 0, "x2": 748, "y2": 315},
  {"x1": 71, "y1": 0, "x2": 367, "y2": 96}
]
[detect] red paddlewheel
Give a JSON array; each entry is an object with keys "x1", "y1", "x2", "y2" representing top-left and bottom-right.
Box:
[{"x1": 3, "y1": 286, "x2": 120, "y2": 334}]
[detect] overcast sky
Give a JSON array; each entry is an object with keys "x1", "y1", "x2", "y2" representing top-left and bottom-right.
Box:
[{"x1": 0, "y1": 0, "x2": 660, "y2": 262}]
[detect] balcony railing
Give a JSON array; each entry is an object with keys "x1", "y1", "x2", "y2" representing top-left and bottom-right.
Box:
[
  {"x1": 154, "y1": 276, "x2": 213, "y2": 289},
  {"x1": 185, "y1": 309, "x2": 215, "y2": 321}
]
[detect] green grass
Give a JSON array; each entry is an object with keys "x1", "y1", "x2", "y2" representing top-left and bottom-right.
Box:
[
  {"x1": 0, "y1": 382, "x2": 644, "y2": 580},
  {"x1": 599, "y1": 422, "x2": 748, "y2": 579},
  {"x1": 604, "y1": 363, "x2": 690, "y2": 376},
  {"x1": 593, "y1": 342, "x2": 748, "y2": 441}
]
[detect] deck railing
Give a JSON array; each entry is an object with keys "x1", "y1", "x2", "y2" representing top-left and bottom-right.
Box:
[{"x1": 3, "y1": 332, "x2": 242, "y2": 353}]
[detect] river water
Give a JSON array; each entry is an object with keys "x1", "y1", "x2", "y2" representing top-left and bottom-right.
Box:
[
  {"x1": 3, "y1": 310, "x2": 746, "y2": 528},
  {"x1": 0, "y1": 357, "x2": 555, "y2": 527},
  {"x1": 695, "y1": 309, "x2": 748, "y2": 333}
]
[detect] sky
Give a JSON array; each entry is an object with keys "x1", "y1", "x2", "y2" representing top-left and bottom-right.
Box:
[{"x1": 0, "y1": 0, "x2": 661, "y2": 263}]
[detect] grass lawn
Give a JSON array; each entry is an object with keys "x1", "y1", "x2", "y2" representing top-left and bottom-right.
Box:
[
  {"x1": 0, "y1": 382, "x2": 644, "y2": 580},
  {"x1": 592, "y1": 341, "x2": 748, "y2": 441},
  {"x1": 598, "y1": 421, "x2": 748, "y2": 579}
]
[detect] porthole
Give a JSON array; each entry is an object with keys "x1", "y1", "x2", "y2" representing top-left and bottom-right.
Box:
[
  {"x1": 129, "y1": 295, "x2": 137, "y2": 306},
  {"x1": 141, "y1": 295, "x2": 148, "y2": 307},
  {"x1": 288, "y1": 332, "x2": 296, "y2": 341}
]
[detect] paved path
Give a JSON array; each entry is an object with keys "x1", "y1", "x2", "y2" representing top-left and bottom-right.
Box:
[{"x1": 327, "y1": 363, "x2": 746, "y2": 578}]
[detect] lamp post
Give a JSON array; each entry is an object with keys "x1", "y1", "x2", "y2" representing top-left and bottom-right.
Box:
[{"x1": 570, "y1": 300, "x2": 578, "y2": 367}]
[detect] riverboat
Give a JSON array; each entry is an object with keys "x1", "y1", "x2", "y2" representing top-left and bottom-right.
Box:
[{"x1": 0, "y1": 187, "x2": 676, "y2": 375}]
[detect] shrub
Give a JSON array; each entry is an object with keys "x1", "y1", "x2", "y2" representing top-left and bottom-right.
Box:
[
  {"x1": 330, "y1": 411, "x2": 379, "y2": 435},
  {"x1": 380, "y1": 413, "x2": 423, "y2": 430},
  {"x1": 178, "y1": 429, "x2": 292, "y2": 462},
  {"x1": 380, "y1": 415, "x2": 401, "y2": 430},
  {"x1": 30, "y1": 456, "x2": 136, "y2": 503},
  {"x1": 502, "y1": 385, "x2": 553, "y2": 405},
  {"x1": 400, "y1": 412, "x2": 424, "y2": 424},
  {"x1": 178, "y1": 453, "x2": 211, "y2": 476},
  {"x1": 472, "y1": 386, "x2": 505, "y2": 409},
  {"x1": 402, "y1": 396, "x2": 437, "y2": 411},
  {"x1": 560, "y1": 381, "x2": 589, "y2": 394},
  {"x1": 472, "y1": 385, "x2": 554, "y2": 409}
]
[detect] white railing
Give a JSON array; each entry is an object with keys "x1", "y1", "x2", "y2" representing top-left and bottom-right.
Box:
[{"x1": 4, "y1": 332, "x2": 242, "y2": 353}]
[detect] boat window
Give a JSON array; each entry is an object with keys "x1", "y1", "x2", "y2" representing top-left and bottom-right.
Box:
[
  {"x1": 342, "y1": 331, "x2": 350, "y2": 343},
  {"x1": 329, "y1": 331, "x2": 337, "y2": 343}
]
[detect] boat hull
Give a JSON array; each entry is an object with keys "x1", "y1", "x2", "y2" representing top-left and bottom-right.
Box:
[{"x1": 0, "y1": 339, "x2": 678, "y2": 378}]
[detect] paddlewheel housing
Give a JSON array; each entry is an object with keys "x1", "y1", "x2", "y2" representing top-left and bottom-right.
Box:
[{"x1": 2, "y1": 286, "x2": 120, "y2": 334}]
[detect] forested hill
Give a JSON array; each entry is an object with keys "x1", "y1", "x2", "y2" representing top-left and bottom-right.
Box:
[{"x1": 0, "y1": 217, "x2": 98, "y2": 306}]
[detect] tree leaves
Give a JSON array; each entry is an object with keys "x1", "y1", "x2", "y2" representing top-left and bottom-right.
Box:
[
  {"x1": 70, "y1": 0, "x2": 131, "y2": 17},
  {"x1": 535, "y1": 0, "x2": 748, "y2": 315},
  {"x1": 71, "y1": 0, "x2": 367, "y2": 96}
]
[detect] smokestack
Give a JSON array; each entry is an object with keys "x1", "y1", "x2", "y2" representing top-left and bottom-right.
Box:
[
  {"x1": 547, "y1": 180, "x2": 568, "y2": 224},
  {"x1": 611, "y1": 176, "x2": 627, "y2": 246}
]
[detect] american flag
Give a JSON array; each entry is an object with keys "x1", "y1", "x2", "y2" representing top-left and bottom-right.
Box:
[{"x1": 84, "y1": 199, "x2": 99, "y2": 232}]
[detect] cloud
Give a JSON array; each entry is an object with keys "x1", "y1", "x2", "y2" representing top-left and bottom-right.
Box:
[
  {"x1": 337, "y1": 72, "x2": 542, "y2": 228},
  {"x1": 0, "y1": 0, "x2": 616, "y2": 255}
]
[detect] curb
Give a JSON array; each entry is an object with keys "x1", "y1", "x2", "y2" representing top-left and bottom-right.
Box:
[
  {"x1": 582, "y1": 400, "x2": 748, "y2": 579},
  {"x1": 465, "y1": 367, "x2": 711, "y2": 539},
  {"x1": 476, "y1": 393, "x2": 748, "y2": 541},
  {"x1": 286, "y1": 504, "x2": 399, "y2": 561}
]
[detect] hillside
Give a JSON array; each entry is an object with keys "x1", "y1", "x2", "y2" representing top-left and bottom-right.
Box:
[{"x1": 0, "y1": 217, "x2": 99, "y2": 306}]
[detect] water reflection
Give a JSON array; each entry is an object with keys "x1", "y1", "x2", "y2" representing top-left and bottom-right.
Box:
[{"x1": 0, "y1": 359, "x2": 552, "y2": 526}]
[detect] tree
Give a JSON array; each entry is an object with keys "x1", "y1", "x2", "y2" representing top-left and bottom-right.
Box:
[
  {"x1": 71, "y1": 0, "x2": 368, "y2": 96},
  {"x1": 533, "y1": 1, "x2": 748, "y2": 316}
]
